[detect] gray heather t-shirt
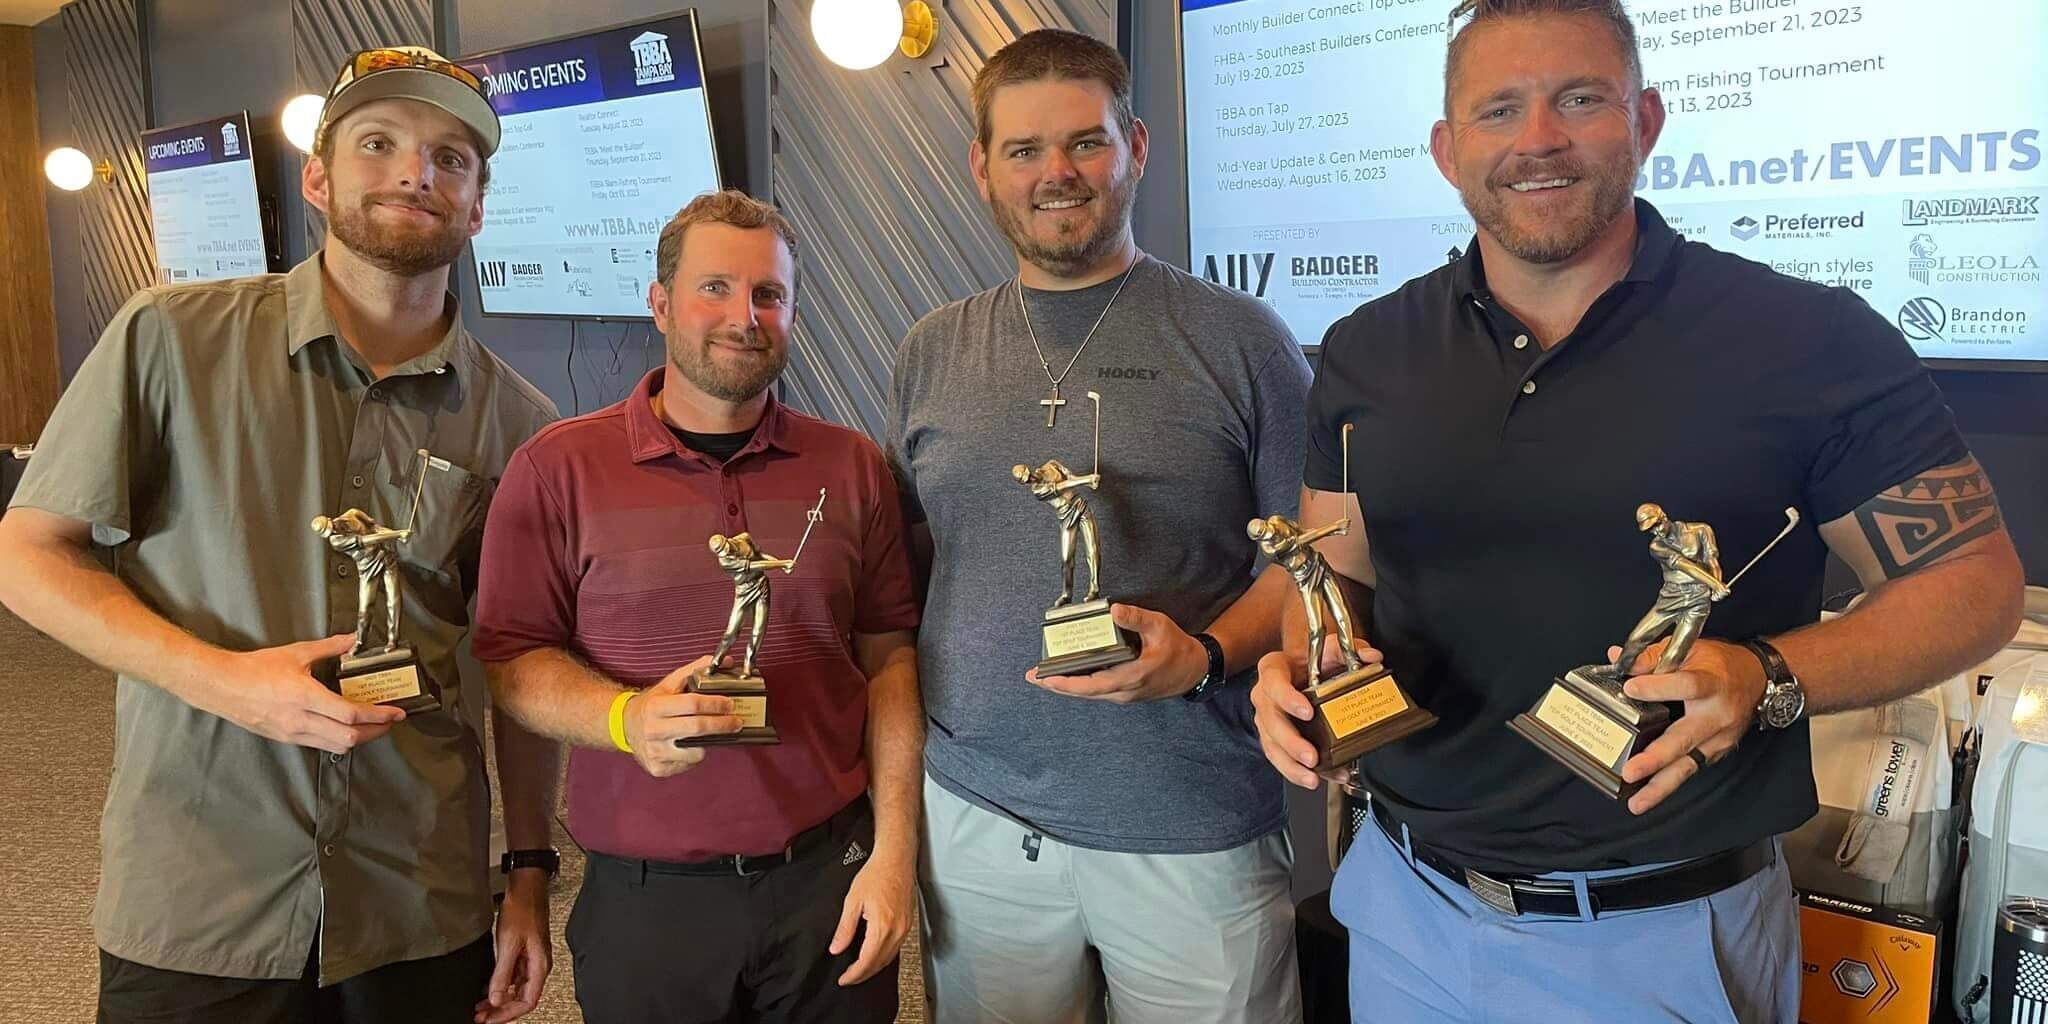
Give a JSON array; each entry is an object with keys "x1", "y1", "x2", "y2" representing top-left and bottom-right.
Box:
[{"x1": 888, "y1": 255, "x2": 1311, "y2": 853}]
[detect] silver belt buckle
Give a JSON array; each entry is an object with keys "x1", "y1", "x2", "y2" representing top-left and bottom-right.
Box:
[{"x1": 1465, "y1": 868, "x2": 1520, "y2": 916}]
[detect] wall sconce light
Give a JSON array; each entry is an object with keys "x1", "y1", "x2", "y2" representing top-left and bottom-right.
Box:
[
  {"x1": 814, "y1": 0, "x2": 940, "y2": 69},
  {"x1": 281, "y1": 93, "x2": 325, "y2": 154},
  {"x1": 44, "y1": 147, "x2": 107, "y2": 191}
]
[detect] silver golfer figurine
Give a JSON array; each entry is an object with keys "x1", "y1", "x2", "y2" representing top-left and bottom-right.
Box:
[
  {"x1": 1016, "y1": 391, "x2": 1138, "y2": 678},
  {"x1": 1511, "y1": 502, "x2": 1799, "y2": 801},
  {"x1": 309, "y1": 449, "x2": 443, "y2": 713},
  {"x1": 683, "y1": 489, "x2": 828, "y2": 747},
  {"x1": 1254, "y1": 424, "x2": 1434, "y2": 771}
]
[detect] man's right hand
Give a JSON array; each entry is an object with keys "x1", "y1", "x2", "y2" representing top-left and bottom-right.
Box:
[
  {"x1": 622, "y1": 656, "x2": 744, "y2": 777},
  {"x1": 200, "y1": 633, "x2": 407, "y2": 754},
  {"x1": 1252, "y1": 636, "x2": 1384, "y2": 790}
]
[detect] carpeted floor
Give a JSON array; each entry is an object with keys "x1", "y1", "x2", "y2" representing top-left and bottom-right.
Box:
[{"x1": 0, "y1": 609, "x2": 924, "y2": 1022}]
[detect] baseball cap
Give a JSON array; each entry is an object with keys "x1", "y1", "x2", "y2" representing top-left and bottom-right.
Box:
[{"x1": 315, "y1": 46, "x2": 500, "y2": 157}]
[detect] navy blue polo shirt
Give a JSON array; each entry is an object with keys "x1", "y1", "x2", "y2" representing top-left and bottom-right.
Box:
[{"x1": 1306, "y1": 199, "x2": 1968, "y2": 872}]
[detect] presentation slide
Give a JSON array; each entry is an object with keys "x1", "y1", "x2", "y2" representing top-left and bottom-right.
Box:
[
  {"x1": 142, "y1": 113, "x2": 267, "y2": 285},
  {"x1": 1181, "y1": 0, "x2": 2048, "y2": 366},
  {"x1": 464, "y1": 13, "x2": 721, "y2": 319}
]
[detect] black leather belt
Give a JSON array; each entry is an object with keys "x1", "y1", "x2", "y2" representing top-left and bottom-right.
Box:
[
  {"x1": 1370, "y1": 801, "x2": 1773, "y2": 918},
  {"x1": 594, "y1": 794, "x2": 869, "y2": 878}
]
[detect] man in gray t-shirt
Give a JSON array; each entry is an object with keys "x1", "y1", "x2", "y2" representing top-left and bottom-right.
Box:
[{"x1": 887, "y1": 29, "x2": 1309, "y2": 1024}]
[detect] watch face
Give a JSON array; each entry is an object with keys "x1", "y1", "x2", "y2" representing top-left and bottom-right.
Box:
[{"x1": 1762, "y1": 686, "x2": 1805, "y2": 730}]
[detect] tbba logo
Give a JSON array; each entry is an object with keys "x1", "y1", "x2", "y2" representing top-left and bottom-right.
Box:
[
  {"x1": 221, "y1": 121, "x2": 241, "y2": 157},
  {"x1": 479, "y1": 260, "x2": 508, "y2": 288},
  {"x1": 1201, "y1": 252, "x2": 1275, "y2": 298},
  {"x1": 631, "y1": 31, "x2": 675, "y2": 87}
]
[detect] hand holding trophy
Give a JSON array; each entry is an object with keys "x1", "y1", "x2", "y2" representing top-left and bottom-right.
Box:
[
  {"x1": 310, "y1": 449, "x2": 444, "y2": 714},
  {"x1": 1509, "y1": 502, "x2": 1799, "y2": 800},
  {"x1": 1251, "y1": 425, "x2": 1434, "y2": 773},
  {"x1": 1017, "y1": 391, "x2": 1140, "y2": 677},
  {"x1": 681, "y1": 488, "x2": 828, "y2": 747}
]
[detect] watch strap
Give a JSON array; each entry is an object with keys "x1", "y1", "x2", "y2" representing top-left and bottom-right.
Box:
[
  {"x1": 502, "y1": 848, "x2": 561, "y2": 877},
  {"x1": 1183, "y1": 632, "x2": 1228, "y2": 702}
]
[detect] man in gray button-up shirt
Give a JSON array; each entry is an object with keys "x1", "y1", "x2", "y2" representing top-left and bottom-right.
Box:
[{"x1": 0, "y1": 49, "x2": 557, "y2": 1024}]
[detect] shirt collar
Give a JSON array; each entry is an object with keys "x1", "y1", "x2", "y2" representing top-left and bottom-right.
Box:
[
  {"x1": 1455, "y1": 197, "x2": 1681, "y2": 301},
  {"x1": 284, "y1": 252, "x2": 468, "y2": 380},
  {"x1": 625, "y1": 367, "x2": 801, "y2": 466}
]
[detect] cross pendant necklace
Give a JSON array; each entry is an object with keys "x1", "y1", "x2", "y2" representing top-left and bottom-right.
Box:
[{"x1": 1018, "y1": 257, "x2": 1140, "y2": 428}]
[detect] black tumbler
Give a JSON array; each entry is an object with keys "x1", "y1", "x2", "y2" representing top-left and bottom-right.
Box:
[{"x1": 1993, "y1": 896, "x2": 2048, "y2": 1024}]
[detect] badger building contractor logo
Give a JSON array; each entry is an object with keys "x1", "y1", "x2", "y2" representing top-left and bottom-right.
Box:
[{"x1": 631, "y1": 31, "x2": 675, "y2": 86}]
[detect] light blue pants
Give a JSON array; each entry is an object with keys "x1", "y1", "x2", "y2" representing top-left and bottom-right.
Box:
[{"x1": 1333, "y1": 814, "x2": 1802, "y2": 1023}]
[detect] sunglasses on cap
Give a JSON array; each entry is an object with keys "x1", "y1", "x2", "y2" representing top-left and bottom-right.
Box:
[{"x1": 334, "y1": 48, "x2": 485, "y2": 96}]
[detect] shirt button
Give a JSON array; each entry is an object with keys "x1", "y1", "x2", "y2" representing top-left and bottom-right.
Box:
[
  {"x1": 1522, "y1": 380, "x2": 1538, "y2": 395},
  {"x1": 335, "y1": 563, "x2": 351, "y2": 578},
  {"x1": 322, "y1": 844, "x2": 336, "y2": 857},
  {"x1": 727, "y1": 504, "x2": 739, "y2": 515},
  {"x1": 329, "y1": 753, "x2": 344, "y2": 764},
  {"x1": 1513, "y1": 334, "x2": 1530, "y2": 350},
  {"x1": 367, "y1": 387, "x2": 382, "y2": 401},
  {"x1": 350, "y1": 474, "x2": 365, "y2": 488}
]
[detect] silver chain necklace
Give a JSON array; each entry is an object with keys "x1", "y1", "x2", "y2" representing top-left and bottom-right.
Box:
[{"x1": 1018, "y1": 256, "x2": 1140, "y2": 427}]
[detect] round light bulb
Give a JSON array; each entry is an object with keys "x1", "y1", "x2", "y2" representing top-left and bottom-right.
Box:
[
  {"x1": 44, "y1": 147, "x2": 94, "y2": 191},
  {"x1": 281, "y1": 94, "x2": 326, "y2": 154},
  {"x1": 811, "y1": 0, "x2": 903, "y2": 71}
]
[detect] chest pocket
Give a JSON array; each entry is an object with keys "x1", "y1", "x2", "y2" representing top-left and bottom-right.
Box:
[{"x1": 392, "y1": 457, "x2": 493, "y2": 606}]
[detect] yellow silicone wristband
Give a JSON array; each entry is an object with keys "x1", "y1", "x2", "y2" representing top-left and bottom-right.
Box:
[{"x1": 608, "y1": 690, "x2": 637, "y2": 754}]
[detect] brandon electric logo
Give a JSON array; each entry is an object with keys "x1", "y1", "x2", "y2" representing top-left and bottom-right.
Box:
[
  {"x1": 1898, "y1": 296, "x2": 2031, "y2": 343},
  {"x1": 1201, "y1": 252, "x2": 1275, "y2": 298},
  {"x1": 631, "y1": 31, "x2": 675, "y2": 86}
]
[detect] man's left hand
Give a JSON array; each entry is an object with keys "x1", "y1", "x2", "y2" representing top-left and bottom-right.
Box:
[
  {"x1": 830, "y1": 849, "x2": 915, "y2": 986},
  {"x1": 1027, "y1": 604, "x2": 1206, "y2": 703},
  {"x1": 1614, "y1": 639, "x2": 1768, "y2": 816},
  {"x1": 474, "y1": 870, "x2": 552, "y2": 1023}
]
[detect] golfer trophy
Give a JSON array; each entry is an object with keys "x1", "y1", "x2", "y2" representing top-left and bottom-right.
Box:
[
  {"x1": 681, "y1": 488, "x2": 828, "y2": 747},
  {"x1": 1017, "y1": 390, "x2": 1140, "y2": 677},
  {"x1": 1509, "y1": 503, "x2": 1799, "y2": 800},
  {"x1": 1251, "y1": 425, "x2": 1434, "y2": 768},
  {"x1": 311, "y1": 449, "x2": 444, "y2": 714}
]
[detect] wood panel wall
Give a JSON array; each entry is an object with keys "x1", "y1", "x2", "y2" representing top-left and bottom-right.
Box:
[{"x1": 0, "y1": 24, "x2": 62, "y2": 446}]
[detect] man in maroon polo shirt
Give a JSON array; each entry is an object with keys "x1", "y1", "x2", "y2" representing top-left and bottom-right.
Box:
[{"x1": 472, "y1": 190, "x2": 922, "y2": 1023}]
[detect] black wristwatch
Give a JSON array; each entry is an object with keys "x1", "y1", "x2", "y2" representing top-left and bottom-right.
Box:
[
  {"x1": 501, "y1": 848, "x2": 561, "y2": 878},
  {"x1": 1183, "y1": 632, "x2": 1229, "y2": 703},
  {"x1": 1742, "y1": 638, "x2": 1807, "y2": 731}
]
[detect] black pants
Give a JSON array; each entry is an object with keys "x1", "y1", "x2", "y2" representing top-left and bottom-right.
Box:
[
  {"x1": 568, "y1": 800, "x2": 898, "y2": 1024},
  {"x1": 98, "y1": 933, "x2": 492, "y2": 1024}
]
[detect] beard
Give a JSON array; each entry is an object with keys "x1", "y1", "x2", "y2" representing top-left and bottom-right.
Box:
[
  {"x1": 985, "y1": 164, "x2": 1139, "y2": 279},
  {"x1": 327, "y1": 189, "x2": 470, "y2": 276},
  {"x1": 669, "y1": 326, "x2": 787, "y2": 403},
  {"x1": 1459, "y1": 147, "x2": 1639, "y2": 264}
]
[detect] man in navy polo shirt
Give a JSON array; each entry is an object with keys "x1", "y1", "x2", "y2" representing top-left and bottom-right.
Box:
[
  {"x1": 473, "y1": 190, "x2": 921, "y2": 1023},
  {"x1": 1252, "y1": 1, "x2": 2024, "y2": 1020}
]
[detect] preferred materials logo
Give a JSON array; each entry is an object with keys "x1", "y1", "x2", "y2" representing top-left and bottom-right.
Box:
[
  {"x1": 1200, "y1": 252, "x2": 1275, "y2": 298},
  {"x1": 631, "y1": 31, "x2": 675, "y2": 86},
  {"x1": 1732, "y1": 210, "x2": 1864, "y2": 241}
]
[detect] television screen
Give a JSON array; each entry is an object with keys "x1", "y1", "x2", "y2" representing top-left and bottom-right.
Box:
[
  {"x1": 463, "y1": 11, "x2": 722, "y2": 319},
  {"x1": 1180, "y1": 0, "x2": 2047, "y2": 368},
  {"x1": 142, "y1": 112, "x2": 268, "y2": 284}
]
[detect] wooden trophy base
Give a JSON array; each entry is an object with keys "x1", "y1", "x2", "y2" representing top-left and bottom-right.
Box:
[
  {"x1": 332, "y1": 645, "x2": 441, "y2": 714},
  {"x1": 1508, "y1": 664, "x2": 1674, "y2": 801},
  {"x1": 1307, "y1": 665, "x2": 1436, "y2": 766},
  {"x1": 1035, "y1": 599, "x2": 1141, "y2": 677},
  {"x1": 682, "y1": 671, "x2": 780, "y2": 746}
]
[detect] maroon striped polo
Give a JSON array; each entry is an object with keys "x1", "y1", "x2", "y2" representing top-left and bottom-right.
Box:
[{"x1": 473, "y1": 368, "x2": 918, "y2": 860}]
